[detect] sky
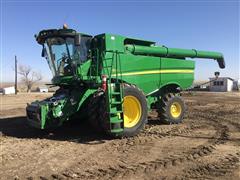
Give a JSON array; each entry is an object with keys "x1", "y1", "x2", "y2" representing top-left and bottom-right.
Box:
[{"x1": 0, "y1": 0, "x2": 239, "y2": 83}]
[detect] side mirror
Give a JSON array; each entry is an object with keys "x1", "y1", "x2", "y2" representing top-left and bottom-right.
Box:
[
  {"x1": 75, "y1": 34, "x2": 81, "y2": 46},
  {"x1": 41, "y1": 47, "x2": 45, "y2": 57}
]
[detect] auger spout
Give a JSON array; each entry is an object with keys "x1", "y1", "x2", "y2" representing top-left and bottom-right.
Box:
[{"x1": 125, "y1": 44, "x2": 225, "y2": 68}]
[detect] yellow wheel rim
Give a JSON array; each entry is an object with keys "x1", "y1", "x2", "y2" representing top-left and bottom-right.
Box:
[
  {"x1": 123, "y1": 95, "x2": 142, "y2": 128},
  {"x1": 170, "y1": 102, "x2": 182, "y2": 118}
]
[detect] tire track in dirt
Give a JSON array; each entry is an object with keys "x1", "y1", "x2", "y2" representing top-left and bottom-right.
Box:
[
  {"x1": 1, "y1": 92, "x2": 240, "y2": 179},
  {"x1": 105, "y1": 122, "x2": 206, "y2": 154},
  {"x1": 58, "y1": 144, "x2": 217, "y2": 179},
  {"x1": 43, "y1": 100, "x2": 240, "y2": 179},
  {"x1": 192, "y1": 110, "x2": 240, "y2": 131},
  {"x1": 180, "y1": 152, "x2": 240, "y2": 179},
  {"x1": 48, "y1": 123, "x2": 205, "y2": 179},
  {"x1": 53, "y1": 117, "x2": 230, "y2": 180}
]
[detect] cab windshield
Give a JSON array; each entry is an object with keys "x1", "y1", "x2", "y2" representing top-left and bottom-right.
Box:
[{"x1": 43, "y1": 36, "x2": 91, "y2": 76}]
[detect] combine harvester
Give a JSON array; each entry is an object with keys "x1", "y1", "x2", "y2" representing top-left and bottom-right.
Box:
[{"x1": 27, "y1": 26, "x2": 225, "y2": 137}]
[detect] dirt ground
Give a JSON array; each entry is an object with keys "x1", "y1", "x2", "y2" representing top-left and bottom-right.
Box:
[{"x1": 0, "y1": 92, "x2": 239, "y2": 180}]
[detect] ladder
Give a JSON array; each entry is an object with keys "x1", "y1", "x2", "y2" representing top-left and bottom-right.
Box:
[{"x1": 103, "y1": 51, "x2": 124, "y2": 135}]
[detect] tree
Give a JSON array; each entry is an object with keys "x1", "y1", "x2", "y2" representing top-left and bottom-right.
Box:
[{"x1": 18, "y1": 65, "x2": 42, "y2": 92}]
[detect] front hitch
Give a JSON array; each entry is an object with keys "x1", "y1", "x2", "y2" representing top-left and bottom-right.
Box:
[
  {"x1": 26, "y1": 93, "x2": 69, "y2": 129},
  {"x1": 26, "y1": 102, "x2": 49, "y2": 129}
]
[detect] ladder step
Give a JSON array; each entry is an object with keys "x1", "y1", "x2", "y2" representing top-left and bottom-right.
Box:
[
  {"x1": 110, "y1": 111, "x2": 123, "y2": 114},
  {"x1": 111, "y1": 101, "x2": 122, "y2": 105},
  {"x1": 111, "y1": 128, "x2": 123, "y2": 133},
  {"x1": 111, "y1": 92, "x2": 120, "y2": 95},
  {"x1": 110, "y1": 115, "x2": 122, "y2": 121},
  {"x1": 103, "y1": 66, "x2": 112, "y2": 68},
  {"x1": 111, "y1": 119, "x2": 123, "y2": 123},
  {"x1": 108, "y1": 78, "x2": 123, "y2": 133}
]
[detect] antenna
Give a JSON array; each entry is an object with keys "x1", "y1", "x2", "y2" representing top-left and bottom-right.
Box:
[{"x1": 15, "y1": 55, "x2": 18, "y2": 94}]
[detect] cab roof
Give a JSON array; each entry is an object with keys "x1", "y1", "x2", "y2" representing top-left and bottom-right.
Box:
[{"x1": 36, "y1": 28, "x2": 92, "y2": 44}]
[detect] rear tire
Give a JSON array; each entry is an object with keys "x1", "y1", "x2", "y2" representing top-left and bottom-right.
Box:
[{"x1": 158, "y1": 93, "x2": 185, "y2": 124}]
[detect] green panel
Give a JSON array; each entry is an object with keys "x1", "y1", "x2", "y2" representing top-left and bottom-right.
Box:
[
  {"x1": 120, "y1": 54, "x2": 161, "y2": 73},
  {"x1": 161, "y1": 58, "x2": 195, "y2": 69},
  {"x1": 159, "y1": 58, "x2": 195, "y2": 89},
  {"x1": 105, "y1": 52, "x2": 195, "y2": 94},
  {"x1": 109, "y1": 54, "x2": 161, "y2": 94},
  {"x1": 100, "y1": 34, "x2": 125, "y2": 53},
  {"x1": 122, "y1": 74, "x2": 160, "y2": 94},
  {"x1": 160, "y1": 73, "x2": 194, "y2": 89},
  {"x1": 77, "y1": 59, "x2": 91, "y2": 77}
]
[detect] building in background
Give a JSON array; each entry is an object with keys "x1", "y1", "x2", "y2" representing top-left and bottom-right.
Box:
[
  {"x1": 209, "y1": 77, "x2": 234, "y2": 92},
  {"x1": 2, "y1": 86, "x2": 16, "y2": 95},
  {"x1": 38, "y1": 86, "x2": 48, "y2": 93},
  {"x1": 233, "y1": 80, "x2": 239, "y2": 91}
]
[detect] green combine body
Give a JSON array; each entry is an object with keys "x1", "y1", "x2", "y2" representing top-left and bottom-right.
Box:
[{"x1": 26, "y1": 27, "x2": 225, "y2": 137}]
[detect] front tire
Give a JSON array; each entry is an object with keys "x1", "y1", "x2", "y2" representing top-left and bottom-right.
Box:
[
  {"x1": 87, "y1": 85, "x2": 148, "y2": 137},
  {"x1": 122, "y1": 86, "x2": 148, "y2": 137},
  {"x1": 87, "y1": 92, "x2": 106, "y2": 132}
]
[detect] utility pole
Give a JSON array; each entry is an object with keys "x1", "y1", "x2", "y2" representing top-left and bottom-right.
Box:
[{"x1": 15, "y1": 55, "x2": 17, "y2": 94}]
